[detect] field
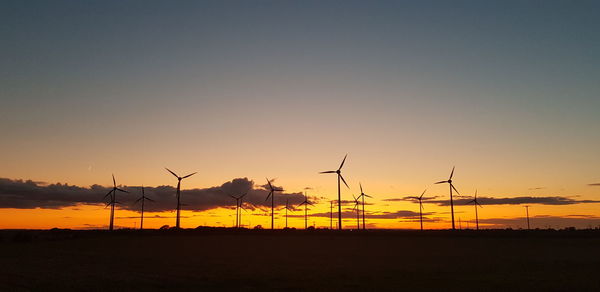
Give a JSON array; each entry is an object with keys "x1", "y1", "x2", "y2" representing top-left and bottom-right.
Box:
[{"x1": 1, "y1": 229, "x2": 599, "y2": 291}]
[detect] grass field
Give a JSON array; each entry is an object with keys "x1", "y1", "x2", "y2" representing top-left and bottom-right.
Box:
[{"x1": 1, "y1": 229, "x2": 599, "y2": 291}]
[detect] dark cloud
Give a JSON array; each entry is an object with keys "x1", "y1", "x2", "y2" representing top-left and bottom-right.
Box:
[
  {"x1": 588, "y1": 183, "x2": 600, "y2": 186},
  {"x1": 0, "y1": 177, "x2": 306, "y2": 212},
  {"x1": 528, "y1": 187, "x2": 546, "y2": 190},
  {"x1": 426, "y1": 196, "x2": 600, "y2": 206}
]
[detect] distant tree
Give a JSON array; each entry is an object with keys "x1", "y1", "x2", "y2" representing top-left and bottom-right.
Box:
[{"x1": 159, "y1": 225, "x2": 170, "y2": 230}]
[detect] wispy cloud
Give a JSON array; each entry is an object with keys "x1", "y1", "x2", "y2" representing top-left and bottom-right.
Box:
[{"x1": 426, "y1": 196, "x2": 600, "y2": 206}]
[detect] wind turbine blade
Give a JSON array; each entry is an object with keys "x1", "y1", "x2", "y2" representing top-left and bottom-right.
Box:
[
  {"x1": 241, "y1": 192, "x2": 248, "y2": 199},
  {"x1": 449, "y1": 166, "x2": 455, "y2": 180},
  {"x1": 275, "y1": 188, "x2": 284, "y2": 192},
  {"x1": 477, "y1": 202, "x2": 483, "y2": 208},
  {"x1": 435, "y1": 181, "x2": 448, "y2": 184},
  {"x1": 133, "y1": 197, "x2": 142, "y2": 204},
  {"x1": 420, "y1": 189, "x2": 427, "y2": 199},
  {"x1": 182, "y1": 172, "x2": 197, "y2": 179},
  {"x1": 141, "y1": 186, "x2": 145, "y2": 195},
  {"x1": 145, "y1": 197, "x2": 155, "y2": 202},
  {"x1": 340, "y1": 174, "x2": 349, "y2": 189},
  {"x1": 105, "y1": 202, "x2": 111, "y2": 208},
  {"x1": 266, "y1": 178, "x2": 273, "y2": 190},
  {"x1": 364, "y1": 194, "x2": 372, "y2": 198},
  {"x1": 338, "y1": 154, "x2": 348, "y2": 170},
  {"x1": 319, "y1": 171, "x2": 336, "y2": 174},
  {"x1": 116, "y1": 188, "x2": 128, "y2": 193},
  {"x1": 165, "y1": 168, "x2": 179, "y2": 178},
  {"x1": 103, "y1": 190, "x2": 113, "y2": 199},
  {"x1": 451, "y1": 184, "x2": 461, "y2": 195},
  {"x1": 360, "y1": 183, "x2": 363, "y2": 194},
  {"x1": 265, "y1": 191, "x2": 272, "y2": 201},
  {"x1": 112, "y1": 174, "x2": 116, "y2": 187}
]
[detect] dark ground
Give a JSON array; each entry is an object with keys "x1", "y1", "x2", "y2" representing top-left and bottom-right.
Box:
[{"x1": 1, "y1": 228, "x2": 599, "y2": 291}]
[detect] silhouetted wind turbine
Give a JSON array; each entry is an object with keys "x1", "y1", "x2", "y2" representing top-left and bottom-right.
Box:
[
  {"x1": 352, "y1": 194, "x2": 361, "y2": 230},
  {"x1": 320, "y1": 154, "x2": 349, "y2": 230},
  {"x1": 229, "y1": 194, "x2": 242, "y2": 228},
  {"x1": 265, "y1": 178, "x2": 283, "y2": 229},
  {"x1": 281, "y1": 199, "x2": 294, "y2": 228},
  {"x1": 165, "y1": 168, "x2": 197, "y2": 229},
  {"x1": 435, "y1": 166, "x2": 460, "y2": 230},
  {"x1": 238, "y1": 193, "x2": 249, "y2": 228},
  {"x1": 358, "y1": 183, "x2": 372, "y2": 230},
  {"x1": 133, "y1": 186, "x2": 154, "y2": 230},
  {"x1": 408, "y1": 189, "x2": 427, "y2": 231},
  {"x1": 467, "y1": 190, "x2": 483, "y2": 230},
  {"x1": 103, "y1": 174, "x2": 128, "y2": 231},
  {"x1": 298, "y1": 192, "x2": 314, "y2": 229}
]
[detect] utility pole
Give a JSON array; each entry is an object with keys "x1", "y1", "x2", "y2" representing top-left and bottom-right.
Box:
[{"x1": 525, "y1": 206, "x2": 531, "y2": 230}]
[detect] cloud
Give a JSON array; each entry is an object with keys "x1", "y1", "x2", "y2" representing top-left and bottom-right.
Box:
[
  {"x1": 479, "y1": 215, "x2": 600, "y2": 229},
  {"x1": 289, "y1": 210, "x2": 434, "y2": 220},
  {"x1": 425, "y1": 196, "x2": 600, "y2": 206},
  {"x1": 588, "y1": 183, "x2": 600, "y2": 186},
  {"x1": 0, "y1": 177, "x2": 306, "y2": 212},
  {"x1": 382, "y1": 196, "x2": 440, "y2": 202}
]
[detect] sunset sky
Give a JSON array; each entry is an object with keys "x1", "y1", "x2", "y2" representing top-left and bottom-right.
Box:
[{"x1": 1, "y1": 0, "x2": 599, "y2": 230}]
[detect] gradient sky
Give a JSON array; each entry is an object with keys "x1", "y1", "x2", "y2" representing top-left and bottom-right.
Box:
[{"x1": 1, "y1": 0, "x2": 599, "y2": 229}]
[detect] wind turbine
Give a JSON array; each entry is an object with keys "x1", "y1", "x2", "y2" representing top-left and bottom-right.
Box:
[
  {"x1": 298, "y1": 192, "x2": 314, "y2": 229},
  {"x1": 165, "y1": 168, "x2": 197, "y2": 229},
  {"x1": 281, "y1": 199, "x2": 294, "y2": 228},
  {"x1": 358, "y1": 183, "x2": 372, "y2": 230},
  {"x1": 103, "y1": 174, "x2": 128, "y2": 231},
  {"x1": 265, "y1": 178, "x2": 283, "y2": 229},
  {"x1": 238, "y1": 193, "x2": 249, "y2": 228},
  {"x1": 229, "y1": 192, "x2": 248, "y2": 228},
  {"x1": 229, "y1": 194, "x2": 241, "y2": 228},
  {"x1": 352, "y1": 194, "x2": 361, "y2": 230},
  {"x1": 408, "y1": 189, "x2": 427, "y2": 231},
  {"x1": 435, "y1": 166, "x2": 460, "y2": 230},
  {"x1": 467, "y1": 190, "x2": 483, "y2": 230},
  {"x1": 133, "y1": 186, "x2": 154, "y2": 230},
  {"x1": 320, "y1": 154, "x2": 349, "y2": 230}
]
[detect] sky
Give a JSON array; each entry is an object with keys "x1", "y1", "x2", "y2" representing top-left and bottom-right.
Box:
[{"x1": 1, "y1": 0, "x2": 599, "y2": 230}]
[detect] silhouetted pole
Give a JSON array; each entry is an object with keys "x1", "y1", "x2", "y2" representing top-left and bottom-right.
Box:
[
  {"x1": 304, "y1": 202, "x2": 308, "y2": 229},
  {"x1": 271, "y1": 193, "x2": 274, "y2": 230},
  {"x1": 474, "y1": 202, "x2": 479, "y2": 230},
  {"x1": 450, "y1": 184, "x2": 455, "y2": 230},
  {"x1": 361, "y1": 194, "x2": 366, "y2": 230},
  {"x1": 525, "y1": 206, "x2": 530, "y2": 230},
  {"x1": 338, "y1": 175, "x2": 342, "y2": 230},
  {"x1": 109, "y1": 193, "x2": 115, "y2": 231},
  {"x1": 176, "y1": 179, "x2": 181, "y2": 228},
  {"x1": 140, "y1": 192, "x2": 145, "y2": 230},
  {"x1": 235, "y1": 199, "x2": 240, "y2": 228},
  {"x1": 330, "y1": 201, "x2": 333, "y2": 229},
  {"x1": 419, "y1": 200, "x2": 423, "y2": 231},
  {"x1": 355, "y1": 202, "x2": 360, "y2": 229}
]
